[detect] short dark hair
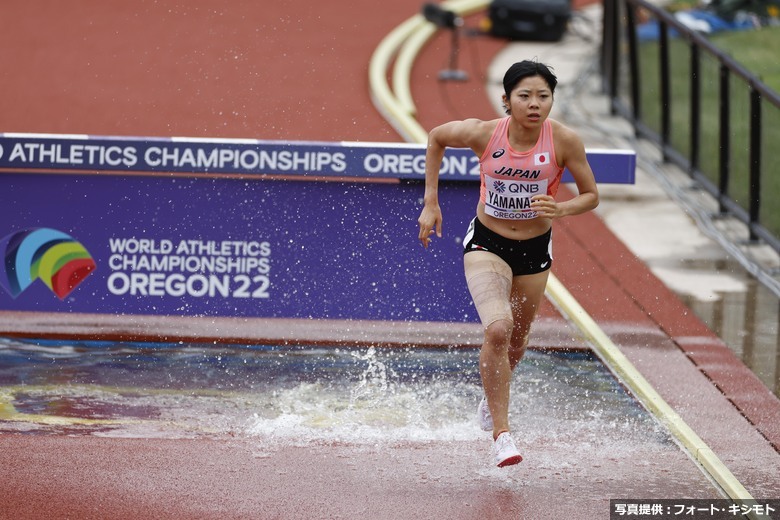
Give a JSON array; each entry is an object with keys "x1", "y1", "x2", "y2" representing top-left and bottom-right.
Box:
[{"x1": 502, "y1": 60, "x2": 558, "y2": 98}]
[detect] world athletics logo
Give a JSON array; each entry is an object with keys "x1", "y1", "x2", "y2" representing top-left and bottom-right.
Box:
[{"x1": 0, "y1": 228, "x2": 96, "y2": 300}]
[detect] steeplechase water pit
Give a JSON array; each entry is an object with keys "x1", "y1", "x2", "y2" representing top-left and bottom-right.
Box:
[
  {"x1": 0, "y1": 337, "x2": 683, "y2": 464},
  {"x1": 0, "y1": 334, "x2": 735, "y2": 504},
  {"x1": 3, "y1": 336, "x2": 739, "y2": 518}
]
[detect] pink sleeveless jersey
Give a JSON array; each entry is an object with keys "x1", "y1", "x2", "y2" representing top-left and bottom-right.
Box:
[{"x1": 479, "y1": 117, "x2": 563, "y2": 220}]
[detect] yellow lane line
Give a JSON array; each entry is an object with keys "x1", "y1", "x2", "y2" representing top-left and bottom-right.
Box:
[
  {"x1": 368, "y1": 15, "x2": 429, "y2": 143},
  {"x1": 545, "y1": 275, "x2": 764, "y2": 516},
  {"x1": 393, "y1": 21, "x2": 436, "y2": 116}
]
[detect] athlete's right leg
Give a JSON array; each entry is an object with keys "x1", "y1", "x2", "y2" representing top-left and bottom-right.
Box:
[{"x1": 464, "y1": 251, "x2": 514, "y2": 440}]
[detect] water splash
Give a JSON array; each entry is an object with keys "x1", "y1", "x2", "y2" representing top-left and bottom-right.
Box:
[
  {"x1": 349, "y1": 346, "x2": 394, "y2": 403},
  {"x1": 0, "y1": 338, "x2": 672, "y2": 459}
]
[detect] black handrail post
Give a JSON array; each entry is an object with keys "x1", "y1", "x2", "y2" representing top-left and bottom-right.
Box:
[
  {"x1": 659, "y1": 20, "x2": 671, "y2": 162},
  {"x1": 607, "y1": 0, "x2": 620, "y2": 113},
  {"x1": 749, "y1": 87, "x2": 762, "y2": 243},
  {"x1": 625, "y1": 0, "x2": 641, "y2": 134},
  {"x1": 689, "y1": 43, "x2": 701, "y2": 177},
  {"x1": 601, "y1": 0, "x2": 611, "y2": 91},
  {"x1": 718, "y1": 63, "x2": 730, "y2": 215}
]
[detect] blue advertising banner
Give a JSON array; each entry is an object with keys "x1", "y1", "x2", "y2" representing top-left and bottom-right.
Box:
[
  {"x1": 0, "y1": 133, "x2": 635, "y2": 323},
  {"x1": 0, "y1": 173, "x2": 479, "y2": 322}
]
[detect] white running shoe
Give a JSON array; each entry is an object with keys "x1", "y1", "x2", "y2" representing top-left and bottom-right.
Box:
[
  {"x1": 493, "y1": 431, "x2": 523, "y2": 468},
  {"x1": 477, "y1": 396, "x2": 493, "y2": 432}
]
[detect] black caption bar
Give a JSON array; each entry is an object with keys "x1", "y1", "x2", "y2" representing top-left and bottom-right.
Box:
[{"x1": 610, "y1": 499, "x2": 778, "y2": 520}]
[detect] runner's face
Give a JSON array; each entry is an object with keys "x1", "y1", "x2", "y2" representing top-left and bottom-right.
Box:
[{"x1": 504, "y1": 75, "x2": 553, "y2": 125}]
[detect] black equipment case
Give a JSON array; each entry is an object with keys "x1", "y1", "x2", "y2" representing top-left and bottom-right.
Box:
[{"x1": 487, "y1": 0, "x2": 572, "y2": 41}]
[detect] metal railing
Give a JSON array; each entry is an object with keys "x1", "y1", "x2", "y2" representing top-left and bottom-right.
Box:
[{"x1": 600, "y1": 0, "x2": 780, "y2": 253}]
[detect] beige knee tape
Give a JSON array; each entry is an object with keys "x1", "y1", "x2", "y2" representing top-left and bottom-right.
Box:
[{"x1": 464, "y1": 252, "x2": 514, "y2": 328}]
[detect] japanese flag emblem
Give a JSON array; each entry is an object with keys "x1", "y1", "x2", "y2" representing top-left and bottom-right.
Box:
[{"x1": 534, "y1": 152, "x2": 550, "y2": 166}]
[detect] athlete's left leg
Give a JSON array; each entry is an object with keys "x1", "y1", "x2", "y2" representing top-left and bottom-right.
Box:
[{"x1": 507, "y1": 269, "x2": 550, "y2": 371}]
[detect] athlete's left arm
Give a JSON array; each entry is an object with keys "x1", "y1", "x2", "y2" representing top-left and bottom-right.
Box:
[{"x1": 531, "y1": 122, "x2": 599, "y2": 219}]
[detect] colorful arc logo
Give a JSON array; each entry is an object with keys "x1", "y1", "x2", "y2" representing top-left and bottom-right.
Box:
[{"x1": 0, "y1": 228, "x2": 96, "y2": 300}]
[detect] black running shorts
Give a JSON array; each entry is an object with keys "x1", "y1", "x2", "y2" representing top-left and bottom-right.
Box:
[{"x1": 462, "y1": 217, "x2": 552, "y2": 276}]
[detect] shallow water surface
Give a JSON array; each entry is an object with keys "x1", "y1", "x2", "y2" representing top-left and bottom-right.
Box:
[{"x1": 0, "y1": 337, "x2": 670, "y2": 454}]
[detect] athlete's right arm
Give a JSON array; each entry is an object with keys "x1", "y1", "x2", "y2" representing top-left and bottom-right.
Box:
[{"x1": 418, "y1": 119, "x2": 486, "y2": 249}]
